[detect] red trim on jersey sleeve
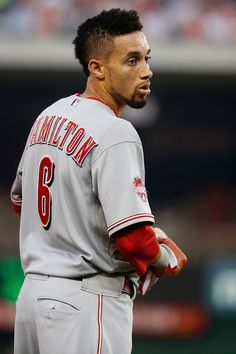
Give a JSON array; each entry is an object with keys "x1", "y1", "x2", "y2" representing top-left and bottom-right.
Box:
[
  {"x1": 10, "y1": 194, "x2": 22, "y2": 205},
  {"x1": 115, "y1": 224, "x2": 160, "y2": 275},
  {"x1": 10, "y1": 183, "x2": 22, "y2": 215},
  {"x1": 107, "y1": 213, "x2": 154, "y2": 235}
]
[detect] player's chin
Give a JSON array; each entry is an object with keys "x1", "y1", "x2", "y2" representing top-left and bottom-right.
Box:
[{"x1": 127, "y1": 95, "x2": 147, "y2": 109}]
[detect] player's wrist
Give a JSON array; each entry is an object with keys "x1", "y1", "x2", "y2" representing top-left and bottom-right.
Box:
[{"x1": 151, "y1": 244, "x2": 170, "y2": 269}]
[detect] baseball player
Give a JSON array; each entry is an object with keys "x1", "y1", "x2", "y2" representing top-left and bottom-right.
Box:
[{"x1": 11, "y1": 8, "x2": 187, "y2": 354}]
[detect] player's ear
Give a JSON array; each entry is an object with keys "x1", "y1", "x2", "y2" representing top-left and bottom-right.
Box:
[{"x1": 88, "y1": 59, "x2": 105, "y2": 79}]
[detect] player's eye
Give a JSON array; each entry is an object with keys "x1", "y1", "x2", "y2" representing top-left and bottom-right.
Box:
[
  {"x1": 145, "y1": 55, "x2": 151, "y2": 63},
  {"x1": 128, "y1": 57, "x2": 137, "y2": 66}
]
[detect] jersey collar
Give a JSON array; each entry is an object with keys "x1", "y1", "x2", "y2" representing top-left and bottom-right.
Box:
[{"x1": 76, "y1": 93, "x2": 118, "y2": 117}]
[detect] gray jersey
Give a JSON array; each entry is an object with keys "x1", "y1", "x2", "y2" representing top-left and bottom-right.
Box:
[{"x1": 11, "y1": 94, "x2": 155, "y2": 279}]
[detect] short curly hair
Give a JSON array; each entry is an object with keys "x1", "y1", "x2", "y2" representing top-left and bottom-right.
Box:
[{"x1": 73, "y1": 8, "x2": 143, "y2": 77}]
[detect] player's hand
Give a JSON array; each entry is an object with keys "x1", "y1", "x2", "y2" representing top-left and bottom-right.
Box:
[
  {"x1": 138, "y1": 268, "x2": 160, "y2": 295},
  {"x1": 153, "y1": 227, "x2": 187, "y2": 276},
  {"x1": 154, "y1": 227, "x2": 168, "y2": 241},
  {"x1": 138, "y1": 229, "x2": 187, "y2": 295}
]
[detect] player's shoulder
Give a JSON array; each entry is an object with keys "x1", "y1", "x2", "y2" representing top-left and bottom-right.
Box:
[
  {"x1": 72, "y1": 95, "x2": 141, "y2": 144},
  {"x1": 35, "y1": 94, "x2": 76, "y2": 117},
  {"x1": 105, "y1": 116, "x2": 141, "y2": 145},
  {"x1": 45, "y1": 93, "x2": 77, "y2": 111},
  {"x1": 38, "y1": 93, "x2": 140, "y2": 145},
  {"x1": 92, "y1": 117, "x2": 142, "y2": 166}
]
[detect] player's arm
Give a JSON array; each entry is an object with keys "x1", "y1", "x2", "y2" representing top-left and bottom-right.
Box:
[
  {"x1": 10, "y1": 152, "x2": 25, "y2": 216},
  {"x1": 114, "y1": 223, "x2": 170, "y2": 276},
  {"x1": 10, "y1": 129, "x2": 32, "y2": 215},
  {"x1": 152, "y1": 227, "x2": 188, "y2": 276},
  {"x1": 114, "y1": 223, "x2": 187, "y2": 276},
  {"x1": 10, "y1": 172, "x2": 23, "y2": 216},
  {"x1": 91, "y1": 123, "x2": 187, "y2": 275}
]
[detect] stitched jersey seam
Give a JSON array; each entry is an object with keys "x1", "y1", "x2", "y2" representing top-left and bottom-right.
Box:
[{"x1": 91, "y1": 141, "x2": 142, "y2": 167}]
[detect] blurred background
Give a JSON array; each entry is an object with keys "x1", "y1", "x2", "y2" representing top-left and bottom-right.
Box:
[{"x1": 0, "y1": 0, "x2": 236, "y2": 353}]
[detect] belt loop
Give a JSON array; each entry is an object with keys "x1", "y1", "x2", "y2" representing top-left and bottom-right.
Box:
[
  {"x1": 130, "y1": 284, "x2": 137, "y2": 300},
  {"x1": 123, "y1": 278, "x2": 136, "y2": 300}
]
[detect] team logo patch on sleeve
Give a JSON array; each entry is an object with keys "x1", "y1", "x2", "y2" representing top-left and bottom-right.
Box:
[{"x1": 133, "y1": 177, "x2": 148, "y2": 202}]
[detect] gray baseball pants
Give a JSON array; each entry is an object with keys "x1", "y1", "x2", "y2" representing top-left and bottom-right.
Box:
[{"x1": 14, "y1": 274, "x2": 134, "y2": 354}]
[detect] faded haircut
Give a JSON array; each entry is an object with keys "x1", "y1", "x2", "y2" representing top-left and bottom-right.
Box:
[{"x1": 73, "y1": 8, "x2": 143, "y2": 77}]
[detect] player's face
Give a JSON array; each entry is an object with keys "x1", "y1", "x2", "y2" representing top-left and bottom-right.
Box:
[{"x1": 104, "y1": 31, "x2": 153, "y2": 111}]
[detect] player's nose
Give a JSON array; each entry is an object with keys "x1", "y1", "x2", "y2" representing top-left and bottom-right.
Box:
[{"x1": 140, "y1": 63, "x2": 153, "y2": 80}]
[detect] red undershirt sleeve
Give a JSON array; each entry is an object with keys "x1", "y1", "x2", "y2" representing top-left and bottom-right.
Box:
[
  {"x1": 12, "y1": 204, "x2": 21, "y2": 216},
  {"x1": 114, "y1": 223, "x2": 160, "y2": 275}
]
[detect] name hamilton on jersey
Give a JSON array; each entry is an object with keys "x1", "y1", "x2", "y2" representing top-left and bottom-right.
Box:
[{"x1": 28, "y1": 115, "x2": 98, "y2": 167}]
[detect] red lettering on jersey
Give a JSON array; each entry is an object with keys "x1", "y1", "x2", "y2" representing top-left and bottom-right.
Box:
[
  {"x1": 37, "y1": 115, "x2": 56, "y2": 143},
  {"x1": 38, "y1": 156, "x2": 55, "y2": 230},
  {"x1": 28, "y1": 115, "x2": 98, "y2": 168},
  {"x1": 58, "y1": 121, "x2": 78, "y2": 150},
  {"x1": 51, "y1": 117, "x2": 67, "y2": 147},
  {"x1": 48, "y1": 116, "x2": 62, "y2": 145},
  {"x1": 73, "y1": 136, "x2": 98, "y2": 167},
  {"x1": 30, "y1": 118, "x2": 42, "y2": 146},
  {"x1": 66, "y1": 127, "x2": 86, "y2": 155}
]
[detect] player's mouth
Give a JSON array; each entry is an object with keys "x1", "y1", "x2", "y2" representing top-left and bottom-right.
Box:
[{"x1": 138, "y1": 83, "x2": 151, "y2": 96}]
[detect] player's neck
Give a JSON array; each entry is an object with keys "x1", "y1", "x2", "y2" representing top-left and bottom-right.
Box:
[{"x1": 81, "y1": 81, "x2": 126, "y2": 117}]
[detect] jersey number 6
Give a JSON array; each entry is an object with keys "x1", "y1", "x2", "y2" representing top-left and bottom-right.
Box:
[{"x1": 37, "y1": 156, "x2": 55, "y2": 230}]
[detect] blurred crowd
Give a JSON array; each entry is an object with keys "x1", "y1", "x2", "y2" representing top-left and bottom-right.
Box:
[{"x1": 0, "y1": 0, "x2": 236, "y2": 42}]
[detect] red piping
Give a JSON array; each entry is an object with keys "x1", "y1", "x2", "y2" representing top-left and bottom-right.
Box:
[{"x1": 76, "y1": 93, "x2": 118, "y2": 117}]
